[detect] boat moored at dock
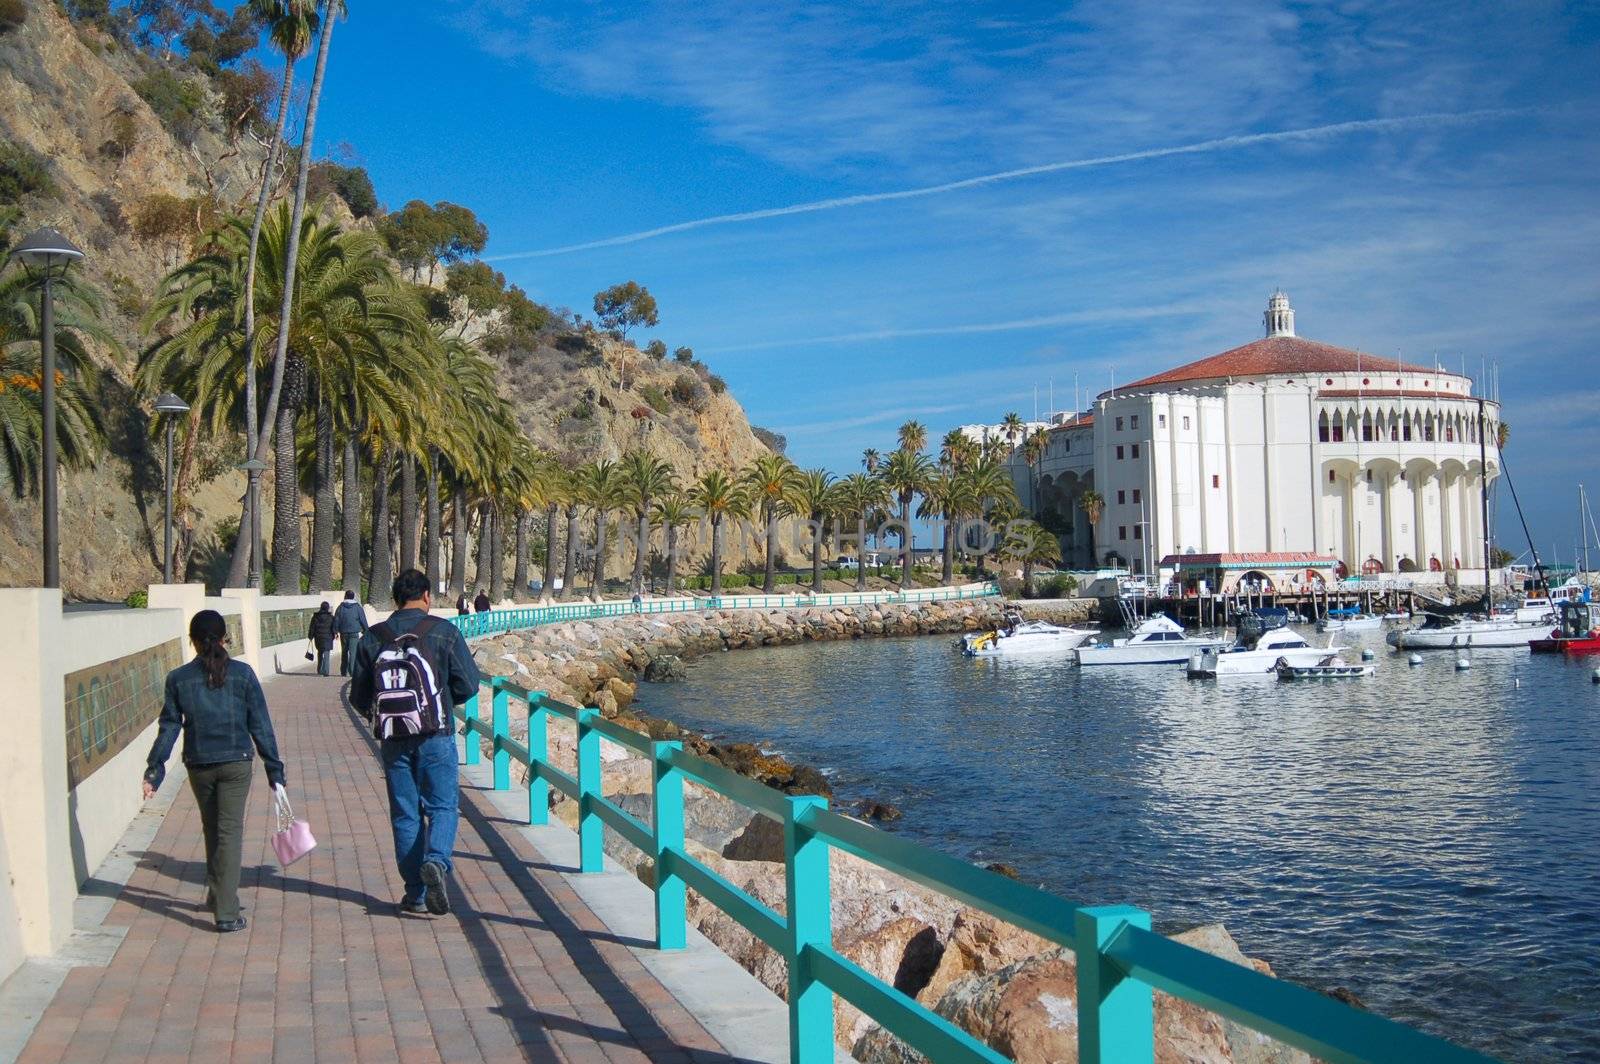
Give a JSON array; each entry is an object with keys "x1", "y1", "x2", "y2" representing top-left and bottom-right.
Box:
[
  {"x1": 1077, "y1": 613, "x2": 1229, "y2": 666},
  {"x1": 1187, "y1": 627, "x2": 1345, "y2": 678},
  {"x1": 961, "y1": 618, "x2": 1099, "y2": 657}
]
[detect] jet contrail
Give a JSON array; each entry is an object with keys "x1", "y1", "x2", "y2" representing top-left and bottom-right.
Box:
[{"x1": 487, "y1": 108, "x2": 1529, "y2": 261}]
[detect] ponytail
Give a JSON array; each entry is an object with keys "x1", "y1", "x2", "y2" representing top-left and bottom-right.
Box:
[{"x1": 189, "y1": 609, "x2": 230, "y2": 689}]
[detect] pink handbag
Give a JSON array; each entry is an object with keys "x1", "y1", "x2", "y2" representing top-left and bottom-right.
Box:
[{"x1": 270, "y1": 784, "x2": 317, "y2": 867}]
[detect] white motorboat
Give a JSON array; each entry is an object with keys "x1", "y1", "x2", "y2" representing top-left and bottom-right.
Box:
[
  {"x1": 1387, "y1": 614, "x2": 1550, "y2": 649},
  {"x1": 1187, "y1": 628, "x2": 1344, "y2": 678},
  {"x1": 1276, "y1": 658, "x2": 1377, "y2": 679},
  {"x1": 961, "y1": 620, "x2": 1099, "y2": 657},
  {"x1": 1513, "y1": 579, "x2": 1586, "y2": 623},
  {"x1": 1318, "y1": 614, "x2": 1383, "y2": 633},
  {"x1": 1076, "y1": 614, "x2": 1229, "y2": 666}
]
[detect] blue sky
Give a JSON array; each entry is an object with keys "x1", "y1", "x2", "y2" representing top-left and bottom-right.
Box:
[{"x1": 310, "y1": 1, "x2": 1600, "y2": 557}]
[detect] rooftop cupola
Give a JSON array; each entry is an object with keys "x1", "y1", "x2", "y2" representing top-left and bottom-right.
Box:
[{"x1": 1264, "y1": 290, "x2": 1295, "y2": 338}]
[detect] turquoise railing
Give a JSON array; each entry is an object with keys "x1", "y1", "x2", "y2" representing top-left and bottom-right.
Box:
[
  {"x1": 457, "y1": 678, "x2": 1498, "y2": 1064},
  {"x1": 447, "y1": 582, "x2": 1002, "y2": 641}
]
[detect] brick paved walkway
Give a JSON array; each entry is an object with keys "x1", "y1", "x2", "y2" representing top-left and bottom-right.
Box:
[{"x1": 19, "y1": 673, "x2": 733, "y2": 1064}]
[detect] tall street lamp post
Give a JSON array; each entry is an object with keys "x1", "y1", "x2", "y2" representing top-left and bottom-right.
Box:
[
  {"x1": 154, "y1": 392, "x2": 191, "y2": 583},
  {"x1": 7, "y1": 227, "x2": 86, "y2": 589}
]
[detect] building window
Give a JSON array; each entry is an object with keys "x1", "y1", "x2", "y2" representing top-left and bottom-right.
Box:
[
  {"x1": 1391, "y1": 426, "x2": 1399, "y2": 441},
  {"x1": 1403, "y1": 422, "x2": 1412, "y2": 441},
  {"x1": 1063, "y1": 438, "x2": 1070, "y2": 453},
  {"x1": 1182, "y1": 416, "x2": 1191, "y2": 430},
  {"x1": 1115, "y1": 417, "x2": 1123, "y2": 431},
  {"x1": 1118, "y1": 525, "x2": 1127, "y2": 540},
  {"x1": 1158, "y1": 414, "x2": 1166, "y2": 428},
  {"x1": 1362, "y1": 421, "x2": 1373, "y2": 442},
  {"x1": 1212, "y1": 475, "x2": 1220, "y2": 488},
  {"x1": 1318, "y1": 417, "x2": 1330, "y2": 443},
  {"x1": 1331, "y1": 424, "x2": 1344, "y2": 443},
  {"x1": 1325, "y1": 378, "x2": 1334, "y2": 385},
  {"x1": 1116, "y1": 445, "x2": 1124, "y2": 459},
  {"x1": 1329, "y1": 470, "x2": 1336, "y2": 483},
  {"x1": 1132, "y1": 489, "x2": 1141, "y2": 504},
  {"x1": 1445, "y1": 423, "x2": 1454, "y2": 442},
  {"x1": 1117, "y1": 490, "x2": 1126, "y2": 504},
  {"x1": 1131, "y1": 415, "x2": 1139, "y2": 429},
  {"x1": 1131, "y1": 444, "x2": 1140, "y2": 459},
  {"x1": 1133, "y1": 526, "x2": 1143, "y2": 540}
]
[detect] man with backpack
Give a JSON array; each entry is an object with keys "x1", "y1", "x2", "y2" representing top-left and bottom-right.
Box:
[
  {"x1": 350, "y1": 568, "x2": 481, "y2": 916},
  {"x1": 332, "y1": 590, "x2": 368, "y2": 677}
]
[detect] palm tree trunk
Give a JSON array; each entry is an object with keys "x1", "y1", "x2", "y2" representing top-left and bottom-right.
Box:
[
  {"x1": 763, "y1": 507, "x2": 777, "y2": 593},
  {"x1": 591, "y1": 510, "x2": 608, "y2": 600},
  {"x1": 941, "y1": 515, "x2": 954, "y2": 586},
  {"x1": 341, "y1": 432, "x2": 360, "y2": 593},
  {"x1": 368, "y1": 445, "x2": 394, "y2": 603},
  {"x1": 490, "y1": 506, "x2": 507, "y2": 602},
  {"x1": 665, "y1": 525, "x2": 678, "y2": 595},
  {"x1": 811, "y1": 522, "x2": 824, "y2": 593},
  {"x1": 398, "y1": 452, "x2": 417, "y2": 571},
  {"x1": 1023, "y1": 557, "x2": 1034, "y2": 594},
  {"x1": 632, "y1": 509, "x2": 649, "y2": 596},
  {"x1": 710, "y1": 516, "x2": 723, "y2": 598},
  {"x1": 513, "y1": 508, "x2": 529, "y2": 600},
  {"x1": 252, "y1": 6, "x2": 336, "y2": 514},
  {"x1": 424, "y1": 448, "x2": 441, "y2": 593},
  {"x1": 474, "y1": 502, "x2": 491, "y2": 593},
  {"x1": 270, "y1": 356, "x2": 305, "y2": 592},
  {"x1": 224, "y1": 55, "x2": 296, "y2": 590},
  {"x1": 449, "y1": 490, "x2": 468, "y2": 595},
  {"x1": 900, "y1": 494, "x2": 913, "y2": 587},
  {"x1": 561, "y1": 507, "x2": 579, "y2": 600},
  {"x1": 542, "y1": 503, "x2": 558, "y2": 602},
  {"x1": 308, "y1": 386, "x2": 335, "y2": 591},
  {"x1": 855, "y1": 516, "x2": 868, "y2": 591}
]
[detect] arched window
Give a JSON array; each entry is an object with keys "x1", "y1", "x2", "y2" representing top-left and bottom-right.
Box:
[{"x1": 1318, "y1": 411, "x2": 1331, "y2": 443}]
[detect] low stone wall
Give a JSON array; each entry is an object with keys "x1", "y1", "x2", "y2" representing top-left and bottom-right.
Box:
[{"x1": 473, "y1": 599, "x2": 1308, "y2": 1063}]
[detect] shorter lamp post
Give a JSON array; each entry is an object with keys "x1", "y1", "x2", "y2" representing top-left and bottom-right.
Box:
[
  {"x1": 154, "y1": 392, "x2": 190, "y2": 583},
  {"x1": 235, "y1": 458, "x2": 269, "y2": 589},
  {"x1": 7, "y1": 227, "x2": 85, "y2": 589}
]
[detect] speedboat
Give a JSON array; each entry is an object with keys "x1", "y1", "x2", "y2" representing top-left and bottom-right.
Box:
[
  {"x1": 961, "y1": 620, "x2": 1099, "y2": 657},
  {"x1": 1318, "y1": 607, "x2": 1382, "y2": 632},
  {"x1": 1187, "y1": 627, "x2": 1343, "y2": 678},
  {"x1": 1387, "y1": 612, "x2": 1550, "y2": 649},
  {"x1": 1076, "y1": 614, "x2": 1229, "y2": 666},
  {"x1": 1530, "y1": 600, "x2": 1600, "y2": 655}
]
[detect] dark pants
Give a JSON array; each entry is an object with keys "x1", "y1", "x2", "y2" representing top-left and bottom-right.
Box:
[
  {"x1": 316, "y1": 647, "x2": 331, "y2": 676},
  {"x1": 188, "y1": 760, "x2": 253, "y2": 923},
  {"x1": 380, "y1": 733, "x2": 459, "y2": 906},
  {"x1": 339, "y1": 632, "x2": 358, "y2": 676}
]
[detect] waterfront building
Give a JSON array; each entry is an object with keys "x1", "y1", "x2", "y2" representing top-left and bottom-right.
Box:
[
  {"x1": 1010, "y1": 293, "x2": 1501, "y2": 576},
  {"x1": 956, "y1": 420, "x2": 1049, "y2": 453}
]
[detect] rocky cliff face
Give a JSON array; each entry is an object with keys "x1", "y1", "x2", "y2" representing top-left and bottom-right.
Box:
[{"x1": 0, "y1": 4, "x2": 782, "y2": 599}]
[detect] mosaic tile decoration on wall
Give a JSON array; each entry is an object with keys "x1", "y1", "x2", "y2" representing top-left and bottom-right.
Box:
[{"x1": 65, "y1": 639, "x2": 184, "y2": 788}]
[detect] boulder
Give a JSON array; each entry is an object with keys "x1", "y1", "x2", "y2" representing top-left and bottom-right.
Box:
[{"x1": 644, "y1": 654, "x2": 689, "y2": 682}]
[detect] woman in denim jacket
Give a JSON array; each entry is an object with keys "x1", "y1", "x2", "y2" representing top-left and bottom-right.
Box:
[{"x1": 143, "y1": 610, "x2": 286, "y2": 932}]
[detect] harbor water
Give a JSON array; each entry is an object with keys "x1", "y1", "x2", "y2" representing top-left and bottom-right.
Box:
[{"x1": 639, "y1": 627, "x2": 1600, "y2": 1061}]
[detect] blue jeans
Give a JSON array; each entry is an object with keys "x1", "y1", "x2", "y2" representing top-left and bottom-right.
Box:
[{"x1": 380, "y1": 732, "x2": 459, "y2": 904}]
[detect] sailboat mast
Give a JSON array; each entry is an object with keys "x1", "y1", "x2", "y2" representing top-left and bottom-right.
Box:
[{"x1": 1478, "y1": 396, "x2": 1491, "y2": 606}]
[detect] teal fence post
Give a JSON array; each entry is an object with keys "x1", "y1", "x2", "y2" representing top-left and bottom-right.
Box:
[
  {"x1": 1075, "y1": 905, "x2": 1153, "y2": 1064},
  {"x1": 576, "y1": 707, "x2": 603, "y2": 873},
  {"x1": 461, "y1": 693, "x2": 480, "y2": 765},
  {"x1": 784, "y1": 795, "x2": 832, "y2": 1064},
  {"x1": 651, "y1": 740, "x2": 686, "y2": 950},
  {"x1": 526, "y1": 691, "x2": 548, "y2": 824},
  {"x1": 490, "y1": 678, "x2": 510, "y2": 791}
]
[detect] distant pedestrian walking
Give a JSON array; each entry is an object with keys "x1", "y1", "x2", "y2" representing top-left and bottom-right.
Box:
[
  {"x1": 143, "y1": 610, "x2": 286, "y2": 933},
  {"x1": 351, "y1": 569, "x2": 481, "y2": 916},
  {"x1": 474, "y1": 589, "x2": 491, "y2": 613},
  {"x1": 332, "y1": 590, "x2": 368, "y2": 677},
  {"x1": 456, "y1": 592, "x2": 470, "y2": 616},
  {"x1": 307, "y1": 601, "x2": 336, "y2": 677}
]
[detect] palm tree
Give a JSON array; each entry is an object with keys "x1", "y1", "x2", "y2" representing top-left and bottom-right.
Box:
[
  {"x1": 880, "y1": 447, "x2": 933, "y2": 588},
  {"x1": 1023, "y1": 427, "x2": 1049, "y2": 510},
  {"x1": 834, "y1": 473, "x2": 888, "y2": 592},
  {"x1": 539, "y1": 462, "x2": 569, "y2": 602},
  {"x1": 687, "y1": 470, "x2": 747, "y2": 598},
  {"x1": 1077, "y1": 488, "x2": 1105, "y2": 567},
  {"x1": 652, "y1": 493, "x2": 695, "y2": 596},
  {"x1": 575, "y1": 459, "x2": 622, "y2": 600},
  {"x1": 232, "y1": 0, "x2": 322, "y2": 590},
  {"x1": 1001, "y1": 411, "x2": 1024, "y2": 451},
  {"x1": 618, "y1": 450, "x2": 676, "y2": 597},
  {"x1": 1003, "y1": 519, "x2": 1062, "y2": 594},
  {"x1": 897, "y1": 420, "x2": 927, "y2": 456},
  {"x1": 966, "y1": 456, "x2": 1018, "y2": 579},
  {"x1": 741, "y1": 453, "x2": 803, "y2": 593},
  {"x1": 920, "y1": 469, "x2": 972, "y2": 586},
  {"x1": 793, "y1": 468, "x2": 836, "y2": 593},
  {"x1": 560, "y1": 469, "x2": 582, "y2": 601},
  {"x1": 861, "y1": 448, "x2": 880, "y2": 475}
]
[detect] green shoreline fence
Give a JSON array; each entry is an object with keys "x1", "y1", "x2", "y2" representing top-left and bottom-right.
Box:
[
  {"x1": 449, "y1": 582, "x2": 1003, "y2": 641},
  {"x1": 459, "y1": 678, "x2": 1499, "y2": 1064}
]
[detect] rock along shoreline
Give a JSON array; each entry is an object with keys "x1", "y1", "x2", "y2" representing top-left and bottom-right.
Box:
[{"x1": 472, "y1": 598, "x2": 1311, "y2": 1064}]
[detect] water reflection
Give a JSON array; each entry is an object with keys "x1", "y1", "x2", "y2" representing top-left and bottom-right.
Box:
[{"x1": 641, "y1": 628, "x2": 1600, "y2": 1060}]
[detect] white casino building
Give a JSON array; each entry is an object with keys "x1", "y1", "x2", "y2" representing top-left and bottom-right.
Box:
[{"x1": 1012, "y1": 293, "x2": 1501, "y2": 577}]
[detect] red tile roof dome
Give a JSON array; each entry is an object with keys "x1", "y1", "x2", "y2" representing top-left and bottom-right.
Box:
[{"x1": 1111, "y1": 335, "x2": 1434, "y2": 394}]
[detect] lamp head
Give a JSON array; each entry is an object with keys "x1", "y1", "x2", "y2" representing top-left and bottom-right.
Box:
[
  {"x1": 236, "y1": 458, "x2": 268, "y2": 473},
  {"x1": 8, "y1": 227, "x2": 86, "y2": 275},
  {"x1": 153, "y1": 392, "x2": 190, "y2": 416}
]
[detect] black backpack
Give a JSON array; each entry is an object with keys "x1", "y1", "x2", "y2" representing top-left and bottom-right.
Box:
[{"x1": 367, "y1": 616, "x2": 446, "y2": 740}]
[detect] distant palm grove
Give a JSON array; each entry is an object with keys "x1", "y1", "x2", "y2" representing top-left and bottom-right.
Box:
[{"x1": 1, "y1": 0, "x2": 1064, "y2": 603}]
